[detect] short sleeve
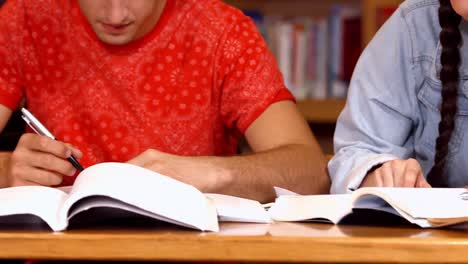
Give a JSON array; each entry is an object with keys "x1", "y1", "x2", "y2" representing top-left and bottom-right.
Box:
[
  {"x1": 217, "y1": 12, "x2": 294, "y2": 134},
  {"x1": 0, "y1": 0, "x2": 25, "y2": 109}
]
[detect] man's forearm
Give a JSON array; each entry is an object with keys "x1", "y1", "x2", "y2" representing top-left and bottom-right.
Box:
[
  {"x1": 0, "y1": 152, "x2": 11, "y2": 188},
  {"x1": 207, "y1": 144, "x2": 330, "y2": 203},
  {"x1": 128, "y1": 143, "x2": 330, "y2": 203}
]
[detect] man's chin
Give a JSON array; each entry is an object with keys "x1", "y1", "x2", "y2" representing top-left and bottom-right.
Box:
[{"x1": 96, "y1": 33, "x2": 135, "y2": 46}]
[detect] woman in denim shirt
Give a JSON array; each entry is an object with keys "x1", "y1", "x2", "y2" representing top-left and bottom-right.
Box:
[{"x1": 329, "y1": 0, "x2": 468, "y2": 193}]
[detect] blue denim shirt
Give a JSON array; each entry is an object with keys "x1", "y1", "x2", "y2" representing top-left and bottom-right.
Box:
[{"x1": 329, "y1": 0, "x2": 468, "y2": 193}]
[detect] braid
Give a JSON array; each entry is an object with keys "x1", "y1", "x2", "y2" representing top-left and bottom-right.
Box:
[{"x1": 426, "y1": 0, "x2": 462, "y2": 187}]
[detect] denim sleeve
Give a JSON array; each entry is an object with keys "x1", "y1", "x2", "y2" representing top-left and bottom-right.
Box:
[{"x1": 329, "y1": 8, "x2": 421, "y2": 194}]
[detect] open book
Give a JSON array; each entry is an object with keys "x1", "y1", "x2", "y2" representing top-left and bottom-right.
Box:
[
  {"x1": 0, "y1": 163, "x2": 270, "y2": 232},
  {"x1": 269, "y1": 187, "x2": 468, "y2": 228}
]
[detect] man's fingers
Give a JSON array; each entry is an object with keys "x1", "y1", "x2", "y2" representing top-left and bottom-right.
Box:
[
  {"x1": 28, "y1": 151, "x2": 77, "y2": 177},
  {"x1": 64, "y1": 143, "x2": 83, "y2": 159},
  {"x1": 10, "y1": 165, "x2": 63, "y2": 186},
  {"x1": 28, "y1": 168, "x2": 63, "y2": 186},
  {"x1": 8, "y1": 178, "x2": 42, "y2": 187},
  {"x1": 20, "y1": 134, "x2": 71, "y2": 159},
  {"x1": 8, "y1": 134, "x2": 84, "y2": 188}
]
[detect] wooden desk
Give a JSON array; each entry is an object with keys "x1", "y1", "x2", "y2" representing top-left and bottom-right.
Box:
[{"x1": 0, "y1": 222, "x2": 467, "y2": 263}]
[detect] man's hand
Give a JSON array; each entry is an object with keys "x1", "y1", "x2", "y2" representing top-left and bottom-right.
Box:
[
  {"x1": 360, "y1": 159, "x2": 431, "y2": 188},
  {"x1": 127, "y1": 149, "x2": 230, "y2": 193},
  {"x1": 7, "y1": 133, "x2": 83, "y2": 187}
]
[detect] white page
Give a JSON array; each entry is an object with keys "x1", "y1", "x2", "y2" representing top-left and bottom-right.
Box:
[
  {"x1": 60, "y1": 162, "x2": 219, "y2": 232},
  {"x1": 353, "y1": 188, "x2": 468, "y2": 219},
  {"x1": 205, "y1": 193, "x2": 271, "y2": 223},
  {"x1": 352, "y1": 195, "x2": 406, "y2": 216},
  {"x1": 352, "y1": 194, "x2": 432, "y2": 227},
  {"x1": 0, "y1": 186, "x2": 68, "y2": 231},
  {"x1": 269, "y1": 194, "x2": 352, "y2": 223},
  {"x1": 273, "y1": 186, "x2": 298, "y2": 197}
]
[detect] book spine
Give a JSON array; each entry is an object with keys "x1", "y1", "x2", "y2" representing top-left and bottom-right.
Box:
[{"x1": 242, "y1": 5, "x2": 363, "y2": 100}]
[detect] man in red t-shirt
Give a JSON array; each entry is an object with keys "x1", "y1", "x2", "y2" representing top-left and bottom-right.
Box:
[{"x1": 0, "y1": 0, "x2": 329, "y2": 202}]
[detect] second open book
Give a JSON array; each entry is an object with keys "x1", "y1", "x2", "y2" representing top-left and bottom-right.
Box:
[
  {"x1": 269, "y1": 187, "x2": 468, "y2": 228},
  {"x1": 0, "y1": 163, "x2": 271, "y2": 232}
]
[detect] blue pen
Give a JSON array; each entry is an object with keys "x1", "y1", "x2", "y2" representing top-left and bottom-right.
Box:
[{"x1": 20, "y1": 108, "x2": 84, "y2": 172}]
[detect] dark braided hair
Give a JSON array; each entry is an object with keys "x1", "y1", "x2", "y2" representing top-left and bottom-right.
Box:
[{"x1": 426, "y1": 0, "x2": 462, "y2": 187}]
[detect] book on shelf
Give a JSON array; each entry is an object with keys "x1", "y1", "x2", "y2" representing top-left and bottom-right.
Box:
[
  {"x1": 269, "y1": 187, "x2": 468, "y2": 228},
  {"x1": 363, "y1": 1, "x2": 401, "y2": 45},
  {"x1": 328, "y1": 5, "x2": 361, "y2": 99},
  {"x1": 243, "y1": 4, "x2": 362, "y2": 100},
  {"x1": 0, "y1": 163, "x2": 270, "y2": 232}
]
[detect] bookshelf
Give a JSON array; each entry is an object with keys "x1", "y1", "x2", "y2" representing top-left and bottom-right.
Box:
[
  {"x1": 225, "y1": 0, "x2": 361, "y2": 18},
  {"x1": 297, "y1": 99, "x2": 346, "y2": 124},
  {"x1": 363, "y1": 0, "x2": 404, "y2": 46},
  {"x1": 225, "y1": 0, "x2": 402, "y2": 124},
  {"x1": 225, "y1": 0, "x2": 402, "y2": 153}
]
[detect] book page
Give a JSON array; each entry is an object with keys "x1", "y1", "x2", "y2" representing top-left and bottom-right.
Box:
[
  {"x1": 273, "y1": 186, "x2": 298, "y2": 197},
  {"x1": 205, "y1": 193, "x2": 271, "y2": 223},
  {"x1": 57, "y1": 186, "x2": 73, "y2": 194},
  {"x1": 66, "y1": 196, "x2": 206, "y2": 230},
  {"x1": 0, "y1": 186, "x2": 68, "y2": 231},
  {"x1": 60, "y1": 162, "x2": 219, "y2": 231},
  {"x1": 351, "y1": 193, "x2": 432, "y2": 227},
  {"x1": 352, "y1": 194, "x2": 405, "y2": 216},
  {"x1": 268, "y1": 194, "x2": 352, "y2": 223},
  {"x1": 352, "y1": 188, "x2": 468, "y2": 221}
]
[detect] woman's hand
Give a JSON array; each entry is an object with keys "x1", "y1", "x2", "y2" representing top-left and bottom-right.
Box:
[{"x1": 360, "y1": 158, "x2": 431, "y2": 188}]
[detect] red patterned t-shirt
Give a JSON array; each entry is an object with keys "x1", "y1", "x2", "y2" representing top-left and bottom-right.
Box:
[{"x1": 0, "y1": 0, "x2": 293, "y2": 185}]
